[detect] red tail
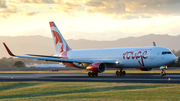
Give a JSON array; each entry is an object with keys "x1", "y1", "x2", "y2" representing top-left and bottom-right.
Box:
[{"x1": 49, "y1": 21, "x2": 71, "y2": 53}]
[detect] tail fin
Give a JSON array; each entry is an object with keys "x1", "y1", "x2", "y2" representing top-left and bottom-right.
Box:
[{"x1": 49, "y1": 21, "x2": 71, "y2": 53}]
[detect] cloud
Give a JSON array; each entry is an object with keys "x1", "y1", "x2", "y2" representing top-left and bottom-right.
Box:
[
  {"x1": 8, "y1": 0, "x2": 62, "y2": 4},
  {"x1": 5, "y1": 0, "x2": 83, "y2": 18},
  {"x1": 49, "y1": 2, "x2": 83, "y2": 16},
  {"x1": 0, "y1": 0, "x2": 41, "y2": 19},
  {"x1": 1, "y1": 13, "x2": 9, "y2": 19},
  {"x1": 1, "y1": 5, "x2": 18, "y2": 13},
  {"x1": 0, "y1": 0, "x2": 6, "y2": 8},
  {"x1": 85, "y1": 0, "x2": 180, "y2": 20},
  {"x1": 2, "y1": 0, "x2": 180, "y2": 20},
  {"x1": 0, "y1": 5, "x2": 19, "y2": 19},
  {"x1": 0, "y1": 5, "x2": 39, "y2": 18},
  {"x1": 23, "y1": 11, "x2": 38, "y2": 16}
]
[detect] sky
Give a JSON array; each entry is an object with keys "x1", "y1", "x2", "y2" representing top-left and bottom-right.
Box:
[{"x1": 0, "y1": 0, "x2": 180, "y2": 41}]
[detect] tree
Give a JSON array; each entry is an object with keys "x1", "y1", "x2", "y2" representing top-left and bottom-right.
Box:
[{"x1": 14, "y1": 61, "x2": 25, "y2": 67}]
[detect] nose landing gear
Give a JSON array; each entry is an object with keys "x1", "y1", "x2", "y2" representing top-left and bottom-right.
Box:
[{"x1": 160, "y1": 66, "x2": 167, "y2": 76}]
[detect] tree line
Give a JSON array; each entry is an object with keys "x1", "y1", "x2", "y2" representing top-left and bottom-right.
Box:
[
  {"x1": 170, "y1": 50, "x2": 180, "y2": 67},
  {"x1": 0, "y1": 57, "x2": 57, "y2": 68}
]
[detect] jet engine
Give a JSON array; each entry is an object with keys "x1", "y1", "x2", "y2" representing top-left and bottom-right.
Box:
[
  {"x1": 86, "y1": 62, "x2": 106, "y2": 73},
  {"x1": 139, "y1": 68, "x2": 153, "y2": 71}
]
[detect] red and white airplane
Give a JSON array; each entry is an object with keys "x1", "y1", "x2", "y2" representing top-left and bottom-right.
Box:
[{"x1": 3, "y1": 22, "x2": 176, "y2": 76}]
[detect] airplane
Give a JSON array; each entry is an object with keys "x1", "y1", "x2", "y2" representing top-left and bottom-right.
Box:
[{"x1": 3, "y1": 21, "x2": 177, "y2": 77}]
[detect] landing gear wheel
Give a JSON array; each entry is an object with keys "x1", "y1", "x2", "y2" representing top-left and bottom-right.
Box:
[
  {"x1": 94, "y1": 72, "x2": 98, "y2": 77},
  {"x1": 115, "y1": 68, "x2": 126, "y2": 76},
  {"x1": 160, "y1": 72, "x2": 166, "y2": 76},
  {"x1": 116, "y1": 71, "x2": 119, "y2": 76},
  {"x1": 91, "y1": 72, "x2": 94, "y2": 77},
  {"x1": 119, "y1": 71, "x2": 122, "y2": 76},
  {"x1": 122, "y1": 71, "x2": 126, "y2": 75},
  {"x1": 87, "y1": 72, "x2": 98, "y2": 77},
  {"x1": 88, "y1": 72, "x2": 91, "y2": 77}
]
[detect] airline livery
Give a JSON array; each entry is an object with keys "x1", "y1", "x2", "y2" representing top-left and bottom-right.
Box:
[{"x1": 3, "y1": 22, "x2": 176, "y2": 77}]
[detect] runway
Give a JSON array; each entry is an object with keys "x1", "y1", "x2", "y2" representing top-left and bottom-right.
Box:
[{"x1": 0, "y1": 73, "x2": 180, "y2": 83}]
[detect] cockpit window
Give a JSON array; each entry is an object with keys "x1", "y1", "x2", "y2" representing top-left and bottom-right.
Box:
[{"x1": 162, "y1": 51, "x2": 172, "y2": 55}]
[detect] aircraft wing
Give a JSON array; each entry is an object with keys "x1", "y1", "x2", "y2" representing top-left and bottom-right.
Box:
[
  {"x1": 3, "y1": 43, "x2": 118, "y2": 64},
  {"x1": 26, "y1": 54, "x2": 61, "y2": 58}
]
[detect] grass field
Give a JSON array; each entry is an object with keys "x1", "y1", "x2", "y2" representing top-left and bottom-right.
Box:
[
  {"x1": 0, "y1": 70, "x2": 179, "y2": 100},
  {"x1": 0, "y1": 82, "x2": 179, "y2": 101}
]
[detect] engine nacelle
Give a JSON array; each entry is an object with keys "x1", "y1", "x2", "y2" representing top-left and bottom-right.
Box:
[
  {"x1": 139, "y1": 68, "x2": 153, "y2": 71},
  {"x1": 86, "y1": 62, "x2": 106, "y2": 73}
]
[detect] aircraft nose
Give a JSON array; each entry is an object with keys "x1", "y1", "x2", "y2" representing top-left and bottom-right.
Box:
[{"x1": 170, "y1": 55, "x2": 176, "y2": 63}]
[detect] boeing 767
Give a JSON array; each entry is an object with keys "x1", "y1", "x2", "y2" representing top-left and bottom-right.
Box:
[{"x1": 3, "y1": 22, "x2": 176, "y2": 76}]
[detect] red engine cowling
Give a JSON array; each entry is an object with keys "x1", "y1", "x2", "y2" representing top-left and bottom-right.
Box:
[
  {"x1": 88, "y1": 62, "x2": 106, "y2": 73},
  {"x1": 139, "y1": 68, "x2": 153, "y2": 71}
]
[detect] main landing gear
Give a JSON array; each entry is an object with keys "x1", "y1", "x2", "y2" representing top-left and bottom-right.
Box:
[
  {"x1": 160, "y1": 66, "x2": 167, "y2": 76},
  {"x1": 88, "y1": 72, "x2": 98, "y2": 77},
  {"x1": 116, "y1": 68, "x2": 126, "y2": 76}
]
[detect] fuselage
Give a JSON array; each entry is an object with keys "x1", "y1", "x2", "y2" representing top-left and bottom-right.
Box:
[{"x1": 57, "y1": 46, "x2": 176, "y2": 68}]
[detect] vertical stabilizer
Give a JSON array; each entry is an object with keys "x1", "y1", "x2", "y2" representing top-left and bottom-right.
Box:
[{"x1": 49, "y1": 21, "x2": 71, "y2": 54}]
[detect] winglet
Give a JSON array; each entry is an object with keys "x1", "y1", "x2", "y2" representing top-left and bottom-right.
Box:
[
  {"x1": 3, "y1": 43, "x2": 15, "y2": 56},
  {"x1": 153, "y1": 42, "x2": 156, "y2": 46}
]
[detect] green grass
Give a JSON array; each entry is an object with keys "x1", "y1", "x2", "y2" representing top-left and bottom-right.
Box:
[{"x1": 0, "y1": 82, "x2": 179, "y2": 101}]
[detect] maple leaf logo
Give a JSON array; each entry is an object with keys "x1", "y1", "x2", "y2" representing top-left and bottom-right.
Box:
[
  {"x1": 52, "y1": 30, "x2": 63, "y2": 53},
  {"x1": 52, "y1": 30, "x2": 63, "y2": 44}
]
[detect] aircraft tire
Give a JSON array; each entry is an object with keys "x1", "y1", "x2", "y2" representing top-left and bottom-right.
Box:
[
  {"x1": 94, "y1": 72, "x2": 98, "y2": 77},
  {"x1": 160, "y1": 72, "x2": 166, "y2": 76},
  {"x1": 88, "y1": 72, "x2": 91, "y2": 77},
  {"x1": 116, "y1": 71, "x2": 119, "y2": 76},
  {"x1": 122, "y1": 71, "x2": 126, "y2": 75},
  {"x1": 91, "y1": 72, "x2": 94, "y2": 77},
  {"x1": 119, "y1": 71, "x2": 122, "y2": 76}
]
